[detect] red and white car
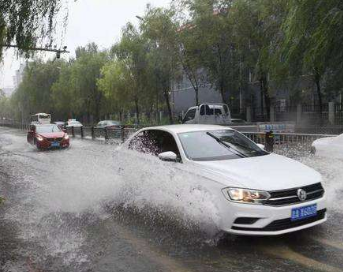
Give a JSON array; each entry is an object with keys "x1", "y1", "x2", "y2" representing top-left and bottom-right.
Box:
[{"x1": 27, "y1": 124, "x2": 70, "y2": 150}]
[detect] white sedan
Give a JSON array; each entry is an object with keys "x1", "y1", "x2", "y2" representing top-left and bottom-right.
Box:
[
  {"x1": 122, "y1": 125, "x2": 327, "y2": 236},
  {"x1": 66, "y1": 120, "x2": 83, "y2": 128},
  {"x1": 311, "y1": 134, "x2": 343, "y2": 159}
]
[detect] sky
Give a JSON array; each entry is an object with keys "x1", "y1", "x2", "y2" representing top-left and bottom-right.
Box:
[{"x1": 0, "y1": 0, "x2": 171, "y2": 89}]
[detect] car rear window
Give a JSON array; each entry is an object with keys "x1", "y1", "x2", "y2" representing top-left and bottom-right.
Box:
[{"x1": 36, "y1": 125, "x2": 61, "y2": 133}]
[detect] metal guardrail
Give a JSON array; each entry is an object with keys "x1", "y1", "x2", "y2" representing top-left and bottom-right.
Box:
[
  {"x1": 66, "y1": 126, "x2": 138, "y2": 143},
  {"x1": 0, "y1": 122, "x2": 337, "y2": 149},
  {"x1": 242, "y1": 132, "x2": 335, "y2": 150}
]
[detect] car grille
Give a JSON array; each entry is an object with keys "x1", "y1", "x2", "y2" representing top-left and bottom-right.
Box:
[
  {"x1": 264, "y1": 183, "x2": 324, "y2": 206},
  {"x1": 47, "y1": 137, "x2": 63, "y2": 142},
  {"x1": 232, "y1": 209, "x2": 326, "y2": 232}
]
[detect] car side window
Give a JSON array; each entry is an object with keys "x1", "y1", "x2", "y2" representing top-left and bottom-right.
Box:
[
  {"x1": 214, "y1": 108, "x2": 222, "y2": 115},
  {"x1": 129, "y1": 130, "x2": 181, "y2": 161},
  {"x1": 158, "y1": 131, "x2": 181, "y2": 159},
  {"x1": 183, "y1": 109, "x2": 196, "y2": 122},
  {"x1": 128, "y1": 131, "x2": 159, "y2": 155}
]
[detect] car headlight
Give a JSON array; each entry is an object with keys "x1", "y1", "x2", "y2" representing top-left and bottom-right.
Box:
[
  {"x1": 222, "y1": 188, "x2": 271, "y2": 204},
  {"x1": 37, "y1": 135, "x2": 44, "y2": 141},
  {"x1": 64, "y1": 134, "x2": 69, "y2": 140}
]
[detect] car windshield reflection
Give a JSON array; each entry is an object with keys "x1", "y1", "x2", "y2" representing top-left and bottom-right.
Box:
[{"x1": 178, "y1": 130, "x2": 268, "y2": 161}]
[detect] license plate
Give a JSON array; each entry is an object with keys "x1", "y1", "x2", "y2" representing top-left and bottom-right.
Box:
[
  {"x1": 51, "y1": 142, "x2": 60, "y2": 147},
  {"x1": 291, "y1": 204, "x2": 317, "y2": 221}
]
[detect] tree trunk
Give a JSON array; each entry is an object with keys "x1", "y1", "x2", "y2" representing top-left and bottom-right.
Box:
[
  {"x1": 134, "y1": 97, "x2": 140, "y2": 125},
  {"x1": 163, "y1": 88, "x2": 173, "y2": 124},
  {"x1": 219, "y1": 80, "x2": 228, "y2": 105},
  {"x1": 262, "y1": 75, "x2": 270, "y2": 120},
  {"x1": 95, "y1": 99, "x2": 100, "y2": 122},
  {"x1": 260, "y1": 78, "x2": 264, "y2": 119},
  {"x1": 195, "y1": 87, "x2": 199, "y2": 106},
  {"x1": 314, "y1": 68, "x2": 323, "y2": 125}
]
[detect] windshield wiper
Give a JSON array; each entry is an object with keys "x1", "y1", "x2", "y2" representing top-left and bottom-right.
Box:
[{"x1": 206, "y1": 132, "x2": 247, "y2": 158}]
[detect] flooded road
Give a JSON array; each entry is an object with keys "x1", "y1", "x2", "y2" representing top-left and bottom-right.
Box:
[{"x1": 1, "y1": 127, "x2": 343, "y2": 272}]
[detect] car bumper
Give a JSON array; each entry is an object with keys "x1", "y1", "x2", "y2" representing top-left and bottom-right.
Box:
[
  {"x1": 221, "y1": 196, "x2": 327, "y2": 236},
  {"x1": 36, "y1": 140, "x2": 70, "y2": 149}
]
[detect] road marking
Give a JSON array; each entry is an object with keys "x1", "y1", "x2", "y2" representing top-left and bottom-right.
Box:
[
  {"x1": 312, "y1": 237, "x2": 343, "y2": 251},
  {"x1": 113, "y1": 223, "x2": 193, "y2": 272},
  {"x1": 261, "y1": 244, "x2": 343, "y2": 272}
]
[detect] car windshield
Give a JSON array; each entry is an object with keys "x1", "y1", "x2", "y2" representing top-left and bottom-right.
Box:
[
  {"x1": 36, "y1": 125, "x2": 61, "y2": 133},
  {"x1": 178, "y1": 130, "x2": 268, "y2": 161}
]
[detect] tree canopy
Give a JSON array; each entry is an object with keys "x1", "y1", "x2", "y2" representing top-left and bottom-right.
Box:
[
  {"x1": 0, "y1": 0, "x2": 68, "y2": 59},
  {"x1": 2, "y1": 0, "x2": 343, "y2": 124}
]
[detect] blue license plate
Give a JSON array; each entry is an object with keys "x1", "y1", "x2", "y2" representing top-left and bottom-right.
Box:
[
  {"x1": 291, "y1": 204, "x2": 317, "y2": 221},
  {"x1": 51, "y1": 142, "x2": 60, "y2": 147}
]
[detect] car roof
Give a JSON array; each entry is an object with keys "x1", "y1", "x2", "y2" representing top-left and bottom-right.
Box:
[
  {"x1": 142, "y1": 124, "x2": 233, "y2": 134},
  {"x1": 34, "y1": 113, "x2": 50, "y2": 116},
  {"x1": 34, "y1": 124, "x2": 56, "y2": 127}
]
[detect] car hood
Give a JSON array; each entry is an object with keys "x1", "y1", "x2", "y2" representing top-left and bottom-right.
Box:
[
  {"x1": 312, "y1": 135, "x2": 343, "y2": 159},
  {"x1": 313, "y1": 135, "x2": 343, "y2": 146},
  {"x1": 312, "y1": 136, "x2": 336, "y2": 146},
  {"x1": 191, "y1": 153, "x2": 321, "y2": 191},
  {"x1": 38, "y1": 132, "x2": 65, "y2": 138}
]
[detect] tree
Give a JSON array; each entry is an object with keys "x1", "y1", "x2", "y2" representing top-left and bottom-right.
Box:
[
  {"x1": 0, "y1": 89, "x2": 12, "y2": 119},
  {"x1": 98, "y1": 60, "x2": 134, "y2": 120},
  {"x1": 181, "y1": 0, "x2": 242, "y2": 105},
  {"x1": 0, "y1": 0, "x2": 67, "y2": 59},
  {"x1": 112, "y1": 23, "x2": 151, "y2": 124},
  {"x1": 175, "y1": 18, "x2": 204, "y2": 106},
  {"x1": 141, "y1": 6, "x2": 180, "y2": 124},
  {"x1": 227, "y1": 0, "x2": 289, "y2": 118},
  {"x1": 11, "y1": 60, "x2": 62, "y2": 120},
  {"x1": 51, "y1": 61, "x2": 75, "y2": 119},
  {"x1": 70, "y1": 43, "x2": 108, "y2": 122},
  {"x1": 280, "y1": 0, "x2": 343, "y2": 116}
]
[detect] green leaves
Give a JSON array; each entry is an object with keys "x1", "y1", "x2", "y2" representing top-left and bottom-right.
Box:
[
  {"x1": 5, "y1": 0, "x2": 343, "y2": 123},
  {"x1": 1, "y1": 0, "x2": 66, "y2": 59}
]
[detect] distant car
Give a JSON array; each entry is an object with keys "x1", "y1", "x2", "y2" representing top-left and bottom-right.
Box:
[
  {"x1": 66, "y1": 120, "x2": 83, "y2": 128},
  {"x1": 95, "y1": 120, "x2": 121, "y2": 129},
  {"x1": 122, "y1": 124, "x2": 327, "y2": 236},
  {"x1": 27, "y1": 124, "x2": 70, "y2": 150},
  {"x1": 311, "y1": 134, "x2": 343, "y2": 159},
  {"x1": 182, "y1": 103, "x2": 231, "y2": 125},
  {"x1": 230, "y1": 118, "x2": 247, "y2": 124},
  {"x1": 54, "y1": 121, "x2": 66, "y2": 129}
]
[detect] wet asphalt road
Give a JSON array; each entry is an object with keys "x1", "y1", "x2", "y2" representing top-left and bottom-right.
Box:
[{"x1": 1, "y1": 127, "x2": 343, "y2": 272}]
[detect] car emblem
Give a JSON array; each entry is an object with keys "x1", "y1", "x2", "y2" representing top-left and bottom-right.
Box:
[{"x1": 297, "y1": 189, "x2": 307, "y2": 201}]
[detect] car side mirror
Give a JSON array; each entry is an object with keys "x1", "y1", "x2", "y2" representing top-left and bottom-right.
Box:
[
  {"x1": 256, "y1": 143, "x2": 265, "y2": 150},
  {"x1": 158, "y1": 151, "x2": 178, "y2": 162}
]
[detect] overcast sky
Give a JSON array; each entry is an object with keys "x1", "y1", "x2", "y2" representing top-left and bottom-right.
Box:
[{"x1": 0, "y1": 0, "x2": 171, "y2": 89}]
